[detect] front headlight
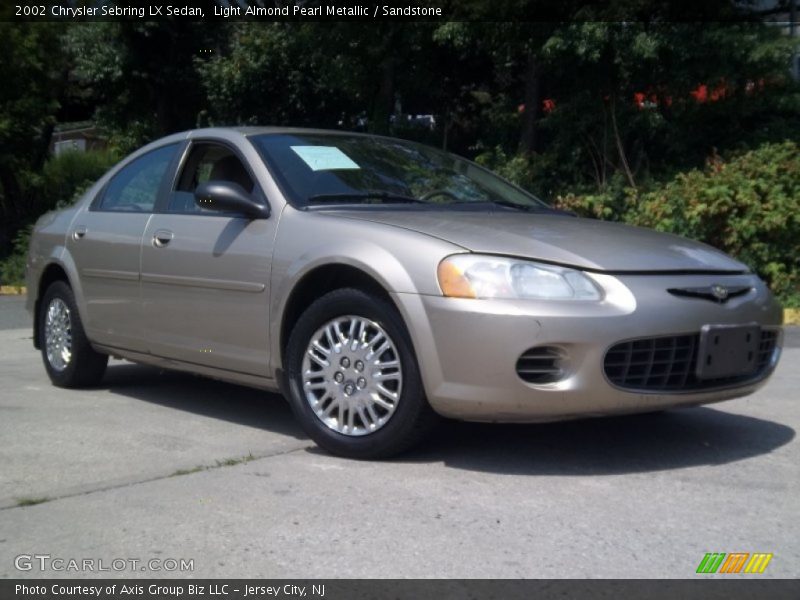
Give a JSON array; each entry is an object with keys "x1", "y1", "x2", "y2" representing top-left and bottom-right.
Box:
[{"x1": 437, "y1": 254, "x2": 602, "y2": 301}]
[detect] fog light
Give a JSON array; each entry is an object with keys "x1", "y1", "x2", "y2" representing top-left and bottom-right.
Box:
[{"x1": 515, "y1": 346, "x2": 567, "y2": 384}]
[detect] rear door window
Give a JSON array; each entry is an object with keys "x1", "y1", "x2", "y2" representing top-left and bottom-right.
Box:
[{"x1": 97, "y1": 144, "x2": 178, "y2": 212}]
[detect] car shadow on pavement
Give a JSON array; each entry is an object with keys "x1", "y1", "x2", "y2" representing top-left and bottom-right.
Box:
[
  {"x1": 101, "y1": 363, "x2": 794, "y2": 476},
  {"x1": 397, "y1": 408, "x2": 796, "y2": 475},
  {"x1": 100, "y1": 362, "x2": 306, "y2": 440}
]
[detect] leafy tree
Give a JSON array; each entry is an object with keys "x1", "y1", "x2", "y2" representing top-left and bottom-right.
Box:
[
  {"x1": 3, "y1": 6, "x2": 798, "y2": 272},
  {"x1": 434, "y1": 21, "x2": 567, "y2": 155},
  {"x1": 0, "y1": 23, "x2": 65, "y2": 252},
  {"x1": 197, "y1": 23, "x2": 357, "y2": 128},
  {"x1": 473, "y1": 19, "x2": 800, "y2": 197},
  {"x1": 67, "y1": 22, "x2": 219, "y2": 151},
  {"x1": 197, "y1": 23, "x2": 445, "y2": 139},
  {"x1": 541, "y1": 21, "x2": 799, "y2": 186}
]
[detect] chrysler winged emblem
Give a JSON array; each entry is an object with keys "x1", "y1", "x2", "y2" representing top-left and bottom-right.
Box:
[{"x1": 710, "y1": 284, "x2": 729, "y2": 301}]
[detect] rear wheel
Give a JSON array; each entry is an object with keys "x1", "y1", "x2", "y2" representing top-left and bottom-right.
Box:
[
  {"x1": 285, "y1": 288, "x2": 437, "y2": 459},
  {"x1": 39, "y1": 280, "x2": 108, "y2": 387}
]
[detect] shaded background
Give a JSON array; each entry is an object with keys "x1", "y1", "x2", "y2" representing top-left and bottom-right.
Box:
[{"x1": 1, "y1": 1, "x2": 799, "y2": 302}]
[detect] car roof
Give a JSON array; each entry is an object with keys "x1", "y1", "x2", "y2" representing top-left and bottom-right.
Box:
[
  {"x1": 188, "y1": 126, "x2": 373, "y2": 138},
  {"x1": 129, "y1": 126, "x2": 416, "y2": 170}
]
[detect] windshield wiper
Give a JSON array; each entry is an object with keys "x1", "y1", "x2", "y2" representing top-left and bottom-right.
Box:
[
  {"x1": 306, "y1": 192, "x2": 427, "y2": 206},
  {"x1": 450, "y1": 199, "x2": 540, "y2": 212},
  {"x1": 457, "y1": 200, "x2": 575, "y2": 215}
]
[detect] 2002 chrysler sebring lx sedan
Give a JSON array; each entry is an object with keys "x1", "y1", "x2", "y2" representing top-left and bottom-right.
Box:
[{"x1": 26, "y1": 127, "x2": 783, "y2": 457}]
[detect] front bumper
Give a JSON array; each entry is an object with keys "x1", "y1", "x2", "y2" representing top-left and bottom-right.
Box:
[{"x1": 393, "y1": 273, "x2": 783, "y2": 422}]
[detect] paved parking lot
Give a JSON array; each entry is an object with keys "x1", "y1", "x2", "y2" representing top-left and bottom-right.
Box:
[{"x1": 1, "y1": 295, "x2": 798, "y2": 578}]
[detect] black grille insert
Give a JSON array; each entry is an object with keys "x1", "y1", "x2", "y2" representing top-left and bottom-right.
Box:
[
  {"x1": 604, "y1": 329, "x2": 778, "y2": 392},
  {"x1": 516, "y1": 346, "x2": 566, "y2": 384},
  {"x1": 667, "y1": 285, "x2": 751, "y2": 304}
]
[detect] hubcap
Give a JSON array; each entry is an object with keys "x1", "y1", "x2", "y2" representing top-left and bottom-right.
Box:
[
  {"x1": 44, "y1": 298, "x2": 72, "y2": 371},
  {"x1": 302, "y1": 316, "x2": 403, "y2": 436}
]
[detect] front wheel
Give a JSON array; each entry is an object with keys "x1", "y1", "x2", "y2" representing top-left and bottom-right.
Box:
[
  {"x1": 39, "y1": 280, "x2": 108, "y2": 387},
  {"x1": 285, "y1": 288, "x2": 437, "y2": 459}
]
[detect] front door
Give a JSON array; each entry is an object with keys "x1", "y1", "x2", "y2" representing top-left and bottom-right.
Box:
[{"x1": 140, "y1": 142, "x2": 275, "y2": 376}]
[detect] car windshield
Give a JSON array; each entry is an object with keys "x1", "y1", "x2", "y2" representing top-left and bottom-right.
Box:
[{"x1": 251, "y1": 133, "x2": 549, "y2": 210}]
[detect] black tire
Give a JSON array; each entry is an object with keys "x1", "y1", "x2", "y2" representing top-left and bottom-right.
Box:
[
  {"x1": 39, "y1": 280, "x2": 108, "y2": 388},
  {"x1": 285, "y1": 288, "x2": 438, "y2": 459}
]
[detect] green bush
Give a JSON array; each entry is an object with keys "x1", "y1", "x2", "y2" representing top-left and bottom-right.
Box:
[
  {"x1": 37, "y1": 149, "x2": 118, "y2": 212},
  {"x1": 556, "y1": 141, "x2": 800, "y2": 306},
  {"x1": 0, "y1": 226, "x2": 32, "y2": 286},
  {"x1": 0, "y1": 149, "x2": 117, "y2": 286},
  {"x1": 475, "y1": 146, "x2": 575, "y2": 201}
]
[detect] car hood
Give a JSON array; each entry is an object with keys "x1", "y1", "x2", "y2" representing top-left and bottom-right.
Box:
[{"x1": 326, "y1": 210, "x2": 749, "y2": 272}]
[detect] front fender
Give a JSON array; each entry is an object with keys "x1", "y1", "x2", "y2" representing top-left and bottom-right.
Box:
[{"x1": 268, "y1": 209, "x2": 464, "y2": 375}]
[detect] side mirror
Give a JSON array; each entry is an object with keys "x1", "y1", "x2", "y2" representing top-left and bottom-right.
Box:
[{"x1": 194, "y1": 181, "x2": 270, "y2": 219}]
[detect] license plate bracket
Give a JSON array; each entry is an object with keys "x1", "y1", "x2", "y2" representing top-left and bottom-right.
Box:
[{"x1": 695, "y1": 324, "x2": 760, "y2": 380}]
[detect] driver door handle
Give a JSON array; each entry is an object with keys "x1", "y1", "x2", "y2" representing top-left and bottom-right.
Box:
[
  {"x1": 72, "y1": 226, "x2": 87, "y2": 241},
  {"x1": 153, "y1": 229, "x2": 174, "y2": 248}
]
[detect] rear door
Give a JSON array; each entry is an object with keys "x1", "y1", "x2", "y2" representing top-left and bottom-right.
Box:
[
  {"x1": 140, "y1": 140, "x2": 275, "y2": 376},
  {"x1": 67, "y1": 143, "x2": 179, "y2": 352}
]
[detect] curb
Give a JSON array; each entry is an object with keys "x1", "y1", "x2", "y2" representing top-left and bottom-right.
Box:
[
  {"x1": 0, "y1": 285, "x2": 798, "y2": 324},
  {"x1": 0, "y1": 285, "x2": 26, "y2": 295}
]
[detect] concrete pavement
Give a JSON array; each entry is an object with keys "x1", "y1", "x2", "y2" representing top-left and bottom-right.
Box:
[
  {"x1": 0, "y1": 296, "x2": 798, "y2": 578},
  {"x1": 0, "y1": 296, "x2": 29, "y2": 331}
]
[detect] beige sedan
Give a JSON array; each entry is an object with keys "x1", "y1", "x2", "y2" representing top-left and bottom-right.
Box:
[{"x1": 26, "y1": 128, "x2": 783, "y2": 457}]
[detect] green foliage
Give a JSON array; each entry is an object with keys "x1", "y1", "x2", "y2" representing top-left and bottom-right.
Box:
[
  {"x1": 66, "y1": 22, "x2": 217, "y2": 150},
  {"x1": 0, "y1": 23, "x2": 63, "y2": 166},
  {"x1": 556, "y1": 142, "x2": 800, "y2": 305},
  {"x1": 197, "y1": 23, "x2": 352, "y2": 127},
  {"x1": 197, "y1": 22, "x2": 444, "y2": 139},
  {"x1": 0, "y1": 149, "x2": 116, "y2": 285},
  {"x1": 37, "y1": 149, "x2": 118, "y2": 211},
  {"x1": 3, "y1": 14, "x2": 800, "y2": 306},
  {"x1": 475, "y1": 147, "x2": 538, "y2": 188},
  {"x1": 465, "y1": 21, "x2": 800, "y2": 194},
  {"x1": 0, "y1": 23, "x2": 66, "y2": 250},
  {"x1": 0, "y1": 225, "x2": 32, "y2": 286}
]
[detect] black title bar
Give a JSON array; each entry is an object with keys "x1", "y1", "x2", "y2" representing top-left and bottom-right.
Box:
[
  {"x1": 4, "y1": 0, "x2": 778, "y2": 23},
  {"x1": 4, "y1": 579, "x2": 800, "y2": 600}
]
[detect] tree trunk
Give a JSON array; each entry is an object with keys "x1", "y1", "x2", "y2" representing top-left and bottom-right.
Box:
[
  {"x1": 609, "y1": 96, "x2": 637, "y2": 189},
  {"x1": 518, "y1": 52, "x2": 541, "y2": 155},
  {"x1": 155, "y1": 92, "x2": 172, "y2": 136},
  {"x1": 369, "y1": 58, "x2": 395, "y2": 135},
  {"x1": 441, "y1": 108, "x2": 450, "y2": 152}
]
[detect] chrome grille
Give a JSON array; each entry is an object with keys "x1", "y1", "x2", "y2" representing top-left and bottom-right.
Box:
[
  {"x1": 604, "y1": 329, "x2": 778, "y2": 392},
  {"x1": 516, "y1": 346, "x2": 566, "y2": 384}
]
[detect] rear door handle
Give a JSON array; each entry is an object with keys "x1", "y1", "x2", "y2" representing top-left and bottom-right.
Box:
[
  {"x1": 153, "y1": 230, "x2": 174, "y2": 248},
  {"x1": 72, "y1": 226, "x2": 87, "y2": 241}
]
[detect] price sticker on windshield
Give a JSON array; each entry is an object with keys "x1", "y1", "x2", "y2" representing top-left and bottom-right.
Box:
[{"x1": 291, "y1": 146, "x2": 361, "y2": 171}]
